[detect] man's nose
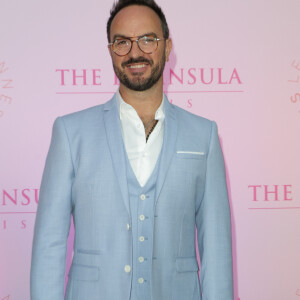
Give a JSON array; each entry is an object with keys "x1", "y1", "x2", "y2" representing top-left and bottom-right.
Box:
[{"x1": 129, "y1": 40, "x2": 144, "y2": 57}]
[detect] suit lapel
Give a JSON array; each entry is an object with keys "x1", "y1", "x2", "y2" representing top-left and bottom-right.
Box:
[
  {"x1": 155, "y1": 96, "x2": 177, "y2": 205},
  {"x1": 103, "y1": 96, "x2": 130, "y2": 216}
]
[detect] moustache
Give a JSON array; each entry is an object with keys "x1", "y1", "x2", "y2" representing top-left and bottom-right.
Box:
[{"x1": 121, "y1": 57, "x2": 153, "y2": 68}]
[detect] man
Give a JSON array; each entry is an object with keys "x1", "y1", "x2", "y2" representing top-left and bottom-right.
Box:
[{"x1": 30, "y1": 0, "x2": 233, "y2": 299}]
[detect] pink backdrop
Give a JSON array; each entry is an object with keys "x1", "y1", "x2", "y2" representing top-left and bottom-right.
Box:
[{"x1": 1, "y1": 0, "x2": 300, "y2": 299}]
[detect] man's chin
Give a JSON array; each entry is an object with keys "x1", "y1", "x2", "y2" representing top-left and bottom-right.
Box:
[
  {"x1": 124, "y1": 83, "x2": 150, "y2": 92},
  {"x1": 120, "y1": 77, "x2": 153, "y2": 92}
]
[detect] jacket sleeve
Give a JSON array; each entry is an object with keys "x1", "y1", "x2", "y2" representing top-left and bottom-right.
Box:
[
  {"x1": 195, "y1": 121, "x2": 233, "y2": 300},
  {"x1": 30, "y1": 117, "x2": 74, "y2": 300}
]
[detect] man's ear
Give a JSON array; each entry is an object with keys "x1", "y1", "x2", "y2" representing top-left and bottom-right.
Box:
[{"x1": 165, "y1": 38, "x2": 172, "y2": 62}]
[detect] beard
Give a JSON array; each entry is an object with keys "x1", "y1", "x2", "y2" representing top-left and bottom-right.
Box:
[{"x1": 113, "y1": 52, "x2": 166, "y2": 92}]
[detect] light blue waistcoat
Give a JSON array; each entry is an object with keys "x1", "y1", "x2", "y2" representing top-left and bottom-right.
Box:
[{"x1": 126, "y1": 149, "x2": 161, "y2": 300}]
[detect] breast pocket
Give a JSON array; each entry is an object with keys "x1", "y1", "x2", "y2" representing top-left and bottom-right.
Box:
[
  {"x1": 162, "y1": 151, "x2": 206, "y2": 206},
  {"x1": 176, "y1": 151, "x2": 206, "y2": 160},
  {"x1": 171, "y1": 152, "x2": 207, "y2": 191}
]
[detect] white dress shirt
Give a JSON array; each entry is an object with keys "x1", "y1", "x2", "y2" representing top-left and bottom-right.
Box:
[{"x1": 117, "y1": 91, "x2": 165, "y2": 187}]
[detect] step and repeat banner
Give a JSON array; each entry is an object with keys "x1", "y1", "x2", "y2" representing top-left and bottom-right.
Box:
[{"x1": 1, "y1": 0, "x2": 300, "y2": 299}]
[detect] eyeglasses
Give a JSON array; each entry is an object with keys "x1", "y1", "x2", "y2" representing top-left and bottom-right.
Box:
[{"x1": 108, "y1": 35, "x2": 165, "y2": 56}]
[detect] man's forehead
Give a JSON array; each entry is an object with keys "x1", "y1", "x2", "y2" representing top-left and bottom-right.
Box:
[{"x1": 110, "y1": 5, "x2": 163, "y2": 39}]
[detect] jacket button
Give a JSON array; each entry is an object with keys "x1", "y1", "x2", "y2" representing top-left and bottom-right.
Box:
[
  {"x1": 139, "y1": 215, "x2": 145, "y2": 221},
  {"x1": 126, "y1": 223, "x2": 130, "y2": 230},
  {"x1": 138, "y1": 256, "x2": 144, "y2": 263},
  {"x1": 124, "y1": 265, "x2": 131, "y2": 273},
  {"x1": 139, "y1": 236, "x2": 145, "y2": 242},
  {"x1": 140, "y1": 194, "x2": 146, "y2": 200}
]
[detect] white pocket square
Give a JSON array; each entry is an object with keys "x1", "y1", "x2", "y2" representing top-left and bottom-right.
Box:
[{"x1": 176, "y1": 151, "x2": 205, "y2": 155}]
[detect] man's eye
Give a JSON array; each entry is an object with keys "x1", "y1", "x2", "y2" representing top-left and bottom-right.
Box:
[
  {"x1": 116, "y1": 39, "x2": 128, "y2": 46},
  {"x1": 141, "y1": 37, "x2": 155, "y2": 43}
]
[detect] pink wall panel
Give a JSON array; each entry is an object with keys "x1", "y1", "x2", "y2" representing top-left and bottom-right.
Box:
[{"x1": 1, "y1": 0, "x2": 300, "y2": 299}]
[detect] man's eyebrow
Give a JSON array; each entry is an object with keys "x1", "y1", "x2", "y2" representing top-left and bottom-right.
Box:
[
  {"x1": 112, "y1": 34, "x2": 128, "y2": 40},
  {"x1": 139, "y1": 32, "x2": 158, "y2": 38},
  {"x1": 112, "y1": 32, "x2": 158, "y2": 41}
]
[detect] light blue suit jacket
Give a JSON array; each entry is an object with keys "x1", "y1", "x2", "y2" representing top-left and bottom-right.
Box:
[{"x1": 30, "y1": 94, "x2": 233, "y2": 300}]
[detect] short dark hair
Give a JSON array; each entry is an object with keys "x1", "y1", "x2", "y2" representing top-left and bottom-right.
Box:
[{"x1": 107, "y1": 0, "x2": 169, "y2": 42}]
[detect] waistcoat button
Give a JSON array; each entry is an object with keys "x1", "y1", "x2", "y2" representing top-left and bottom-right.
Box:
[{"x1": 138, "y1": 277, "x2": 144, "y2": 284}]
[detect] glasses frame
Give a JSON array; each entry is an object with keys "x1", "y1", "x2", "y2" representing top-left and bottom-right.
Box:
[{"x1": 108, "y1": 36, "x2": 165, "y2": 56}]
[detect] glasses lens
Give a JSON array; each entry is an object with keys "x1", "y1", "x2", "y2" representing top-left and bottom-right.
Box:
[
  {"x1": 113, "y1": 39, "x2": 131, "y2": 56},
  {"x1": 138, "y1": 36, "x2": 157, "y2": 54}
]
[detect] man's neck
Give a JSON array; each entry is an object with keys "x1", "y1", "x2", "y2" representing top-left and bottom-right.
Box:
[{"x1": 119, "y1": 82, "x2": 163, "y2": 121}]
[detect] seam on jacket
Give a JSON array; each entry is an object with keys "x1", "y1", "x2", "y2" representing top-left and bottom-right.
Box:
[
  {"x1": 196, "y1": 120, "x2": 214, "y2": 215},
  {"x1": 178, "y1": 197, "x2": 188, "y2": 257},
  {"x1": 59, "y1": 117, "x2": 75, "y2": 210}
]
